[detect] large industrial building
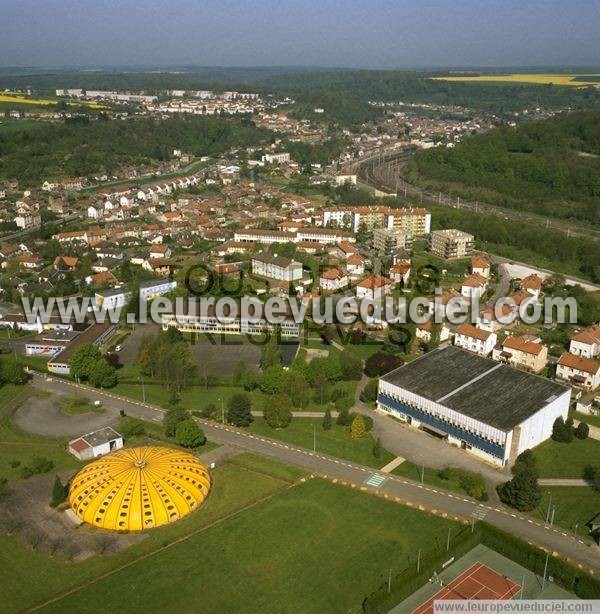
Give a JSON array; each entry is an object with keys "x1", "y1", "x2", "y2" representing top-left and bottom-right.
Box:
[{"x1": 377, "y1": 346, "x2": 570, "y2": 466}]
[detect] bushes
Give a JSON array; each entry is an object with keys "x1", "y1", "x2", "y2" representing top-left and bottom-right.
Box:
[
  {"x1": 175, "y1": 419, "x2": 206, "y2": 448},
  {"x1": 551, "y1": 416, "x2": 573, "y2": 442},
  {"x1": 364, "y1": 352, "x2": 404, "y2": 377},
  {"x1": 574, "y1": 422, "x2": 589, "y2": 440},
  {"x1": 359, "y1": 378, "x2": 378, "y2": 403},
  {"x1": 227, "y1": 393, "x2": 253, "y2": 427},
  {"x1": 263, "y1": 394, "x2": 293, "y2": 429},
  {"x1": 163, "y1": 408, "x2": 190, "y2": 438},
  {"x1": 438, "y1": 467, "x2": 488, "y2": 501},
  {"x1": 50, "y1": 475, "x2": 68, "y2": 508},
  {"x1": 118, "y1": 416, "x2": 145, "y2": 438},
  {"x1": 497, "y1": 468, "x2": 541, "y2": 511},
  {"x1": 21, "y1": 456, "x2": 55, "y2": 479}
]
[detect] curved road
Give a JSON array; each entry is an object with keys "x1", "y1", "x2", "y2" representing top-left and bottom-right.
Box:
[{"x1": 29, "y1": 373, "x2": 600, "y2": 574}]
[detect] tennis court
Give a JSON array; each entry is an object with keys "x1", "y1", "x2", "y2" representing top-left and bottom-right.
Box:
[{"x1": 413, "y1": 562, "x2": 521, "y2": 614}]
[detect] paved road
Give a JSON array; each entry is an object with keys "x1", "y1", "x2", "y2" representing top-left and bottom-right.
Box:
[{"x1": 28, "y1": 374, "x2": 600, "y2": 573}]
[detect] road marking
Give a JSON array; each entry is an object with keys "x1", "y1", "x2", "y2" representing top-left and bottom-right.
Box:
[{"x1": 364, "y1": 473, "x2": 389, "y2": 488}]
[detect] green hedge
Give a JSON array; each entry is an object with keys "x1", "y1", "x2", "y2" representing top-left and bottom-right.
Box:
[
  {"x1": 480, "y1": 523, "x2": 600, "y2": 600},
  {"x1": 362, "y1": 522, "x2": 600, "y2": 612}
]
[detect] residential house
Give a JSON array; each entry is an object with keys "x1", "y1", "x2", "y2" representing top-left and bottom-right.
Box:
[
  {"x1": 556, "y1": 353, "x2": 600, "y2": 390},
  {"x1": 415, "y1": 320, "x2": 450, "y2": 344},
  {"x1": 454, "y1": 324, "x2": 497, "y2": 356},
  {"x1": 492, "y1": 335, "x2": 548, "y2": 373},
  {"x1": 471, "y1": 255, "x2": 491, "y2": 278},
  {"x1": 461, "y1": 273, "x2": 488, "y2": 300},
  {"x1": 520, "y1": 274, "x2": 543, "y2": 300},
  {"x1": 149, "y1": 244, "x2": 172, "y2": 260},
  {"x1": 569, "y1": 325, "x2": 600, "y2": 359},
  {"x1": 319, "y1": 268, "x2": 348, "y2": 292},
  {"x1": 389, "y1": 262, "x2": 411, "y2": 286},
  {"x1": 356, "y1": 275, "x2": 391, "y2": 300},
  {"x1": 251, "y1": 254, "x2": 303, "y2": 282}
]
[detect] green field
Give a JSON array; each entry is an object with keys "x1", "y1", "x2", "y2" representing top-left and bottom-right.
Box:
[
  {"x1": 36, "y1": 475, "x2": 459, "y2": 613},
  {"x1": 572, "y1": 410, "x2": 600, "y2": 429},
  {"x1": 532, "y1": 437, "x2": 600, "y2": 478},
  {"x1": 0, "y1": 453, "x2": 460, "y2": 613},
  {"x1": 534, "y1": 487, "x2": 600, "y2": 539},
  {"x1": 246, "y1": 416, "x2": 395, "y2": 469}
]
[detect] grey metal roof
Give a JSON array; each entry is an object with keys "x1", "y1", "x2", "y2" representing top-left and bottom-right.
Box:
[{"x1": 380, "y1": 345, "x2": 569, "y2": 432}]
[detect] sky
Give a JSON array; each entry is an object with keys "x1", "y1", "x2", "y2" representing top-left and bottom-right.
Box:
[{"x1": 1, "y1": 0, "x2": 599, "y2": 69}]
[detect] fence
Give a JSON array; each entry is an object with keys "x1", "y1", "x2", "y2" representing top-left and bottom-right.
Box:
[{"x1": 362, "y1": 521, "x2": 600, "y2": 612}]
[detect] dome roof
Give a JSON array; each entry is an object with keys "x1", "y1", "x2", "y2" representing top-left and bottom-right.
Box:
[{"x1": 69, "y1": 446, "x2": 211, "y2": 532}]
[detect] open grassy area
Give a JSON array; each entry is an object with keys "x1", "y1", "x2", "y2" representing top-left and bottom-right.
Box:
[
  {"x1": 532, "y1": 437, "x2": 600, "y2": 479},
  {"x1": 0, "y1": 454, "x2": 308, "y2": 612},
  {"x1": 37, "y1": 477, "x2": 459, "y2": 614},
  {"x1": 246, "y1": 416, "x2": 395, "y2": 469},
  {"x1": 533, "y1": 486, "x2": 600, "y2": 540},
  {"x1": 391, "y1": 460, "x2": 487, "y2": 498},
  {"x1": 60, "y1": 397, "x2": 105, "y2": 416},
  {"x1": 571, "y1": 410, "x2": 600, "y2": 429}
]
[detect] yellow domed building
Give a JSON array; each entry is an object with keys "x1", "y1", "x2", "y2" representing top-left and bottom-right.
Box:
[{"x1": 69, "y1": 446, "x2": 211, "y2": 531}]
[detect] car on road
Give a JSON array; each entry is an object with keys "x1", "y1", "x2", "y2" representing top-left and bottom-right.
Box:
[
  {"x1": 114, "y1": 345, "x2": 122, "y2": 352},
  {"x1": 94, "y1": 400, "x2": 102, "y2": 407}
]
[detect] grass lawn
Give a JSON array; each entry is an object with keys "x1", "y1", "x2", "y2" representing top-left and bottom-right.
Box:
[
  {"x1": 38, "y1": 478, "x2": 459, "y2": 614},
  {"x1": 246, "y1": 417, "x2": 395, "y2": 469},
  {"x1": 60, "y1": 397, "x2": 105, "y2": 416},
  {"x1": 533, "y1": 487, "x2": 600, "y2": 540},
  {"x1": 391, "y1": 460, "x2": 486, "y2": 498},
  {"x1": 1, "y1": 454, "x2": 308, "y2": 612},
  {"x1": 532, "y1": 437, "x2": 600, "y2": 478},
  {"x1": 115, "y1": 363, "x2": 358, "y2": 414},
  {"x1": 571, "y1": 410, "x2": 600, "y2": 429}
]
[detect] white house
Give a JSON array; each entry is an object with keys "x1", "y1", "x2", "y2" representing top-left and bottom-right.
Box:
[
  {"x1": 569, "y1": 325, "x2": 600, "y2": 359},
  {"x1": 471, "y1": 255, "x2": 491, "y2": 278},
  {"x1": 139, "y1": 278, "x2": 177, "y2": 300},
  {"x1": 356, "y1": 275, "x2": 391, "y2": 300},
  {"x1": 319, "y1": 268, "x2": 348, "y2": 292},
  {"x1": 454, "y1": 324, "x2": 496, "y2": 356},
  {"x1": 556, "y1": 353, "x2": 600, "y2": 391},
  {"x1": 461, "y1": 273, "x2": 488, "y2": 300},
  {"x1": 68, "y1": 427, "x2": 123, "y2": 461}
]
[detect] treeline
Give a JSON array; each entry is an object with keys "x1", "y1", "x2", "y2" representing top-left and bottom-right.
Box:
[
  {"x1": 0, "y1": 115, "x2": 273, "y2": 183},
  {"x1": 431, "y1": 206, "x2": 600, "y2": 283},
  {"x1": 259, "y1": 70, "x2": 600, "y2": 114},
  {"x1": 403, "y1": 110, "x2": 600, "y2": 225}
]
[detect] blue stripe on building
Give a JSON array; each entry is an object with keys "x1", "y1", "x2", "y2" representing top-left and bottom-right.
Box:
[{"x1": 377, "y1": 394, "x2": 505, "y2": 460}]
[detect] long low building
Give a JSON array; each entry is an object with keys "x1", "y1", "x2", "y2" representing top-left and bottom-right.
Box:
[
  {"x1": 161, "y1": 299, "x2": 301, "y2": 337},
  {"x1": 377, "y1": 345, "x2": 570, "y2": 467}
]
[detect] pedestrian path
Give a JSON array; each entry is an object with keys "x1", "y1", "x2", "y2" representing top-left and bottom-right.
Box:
[{"x1": 379, "y1": 455, "x2": 406, "y2": 473}]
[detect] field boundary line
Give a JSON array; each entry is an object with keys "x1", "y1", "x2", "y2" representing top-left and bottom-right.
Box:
[{"x1": 29, "y1": 477, "x2": 302, "y2": 612}]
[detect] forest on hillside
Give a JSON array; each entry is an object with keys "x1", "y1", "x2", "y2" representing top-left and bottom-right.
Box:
[
  {"x1": 402, "y1": 110, "x2": 600, "y2": 226},
  {"x1": 0, "y1": 115, "x2": 274, "y2": 183}
]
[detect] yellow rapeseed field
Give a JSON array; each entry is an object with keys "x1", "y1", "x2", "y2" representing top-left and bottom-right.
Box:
[
  {"x1": 0, "y1": 93, "x2": 105, "y2": 108},
  {"x1": 430, "y1": 73, "x2": 600, "y2": 88}
]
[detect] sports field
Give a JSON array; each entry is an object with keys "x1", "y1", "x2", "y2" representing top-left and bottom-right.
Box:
[
  {"x1": 393, "y1": 544, "x2": 575, "y2": 613},
  {"x1": 431, "y1": 73, "x2": 600, "y2": 87},
  {"x1": 1, "y1": 453, "x2": 459, "y2": 613}
]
